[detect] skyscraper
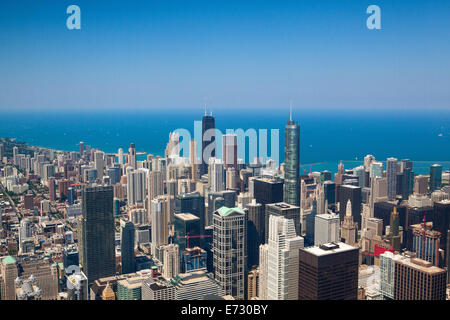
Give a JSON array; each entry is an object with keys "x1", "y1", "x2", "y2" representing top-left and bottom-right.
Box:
[
  {"x1": 126, "y1": 168, "x2": 146, "y2": 206},
  {"x1": 79, "y1": 186, "x2": 116, "y2": 286},
  {"x1": 201, "y1": 112, "x2": 215, "y2": 176},
  {"x1": 128, "y1": 143, "x2": 137, "y2": 169},
  {"x1": 151, "y1": 196, "x2": 170, "y2": 255},
  {"x1": 429, "y1": 164, "x2": 443, "y2": 192},
  {"x1": 212, "y1": 207, "x2": 247, "y2": 300},
  {"x1": 298, "y1": 242, "x2": 359, "y2": 300},
  {"x1": 175, "y1": 192, "x2": 206, "y2": 237},
  {"x1": 208, "y1": 157, "x2": 225, "y2": 193},
  {"x1": 94, "y1": 151, "x2": 105, "y2": 180},
  {"x1": 340, "y1": 200, "x2": 358, "y2": 246},
  {"x1": 394, "y1": 254, "x2": 446, "y2": 300},
  {"x1": 386, "y1": 157, "x2": 398, "y2": 201},
  {"x1": 265, "y1": 202, "x2": 301, "y2": 243},
  {"x1": 283, "y1": 112, "x2": 300, "y2": 206},
  {"x1": 173, "y1": 213, "x2": 201, "y2": 252},
  {"x1": 387, "y1": 206, "x2": 401, "y2": 252},
  {"x1": 314, "y1": 213, "x2": 340, "y2": 246},
  {"x1": 266, "y1": 215, "x2": 304, "y2": 300},
  {"x1": 246, "y1": 200, "x2": 264, "y2": 268},
  {"x1": 120, "y1": 219, "x2": 135, "y2": 274},
  {"x1": 222, "y1": 134, "x2": 238, "y2": 171}
]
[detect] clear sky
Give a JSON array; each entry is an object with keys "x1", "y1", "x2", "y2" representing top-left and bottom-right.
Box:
[{"x1": 0, "y1": 0, "x2": 449, "y2": 111}]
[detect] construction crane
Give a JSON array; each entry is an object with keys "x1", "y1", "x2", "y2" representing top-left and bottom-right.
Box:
[{"x1": 177, "y1": 232, "x2": 212, "y2": 248}]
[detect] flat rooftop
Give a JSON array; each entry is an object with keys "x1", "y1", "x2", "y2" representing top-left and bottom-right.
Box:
[
  {"x1": 174, "y1": 213, "x2": 200, "y2": 221},
  {"x1": 303, "y1": 242, "x2": 358, "y2": 257},
  {"x1": 267, "y1": 202, "x2": 300, "y2": 210},
  {"x1": 397, "y1": 257, "x2": 446, "y2": 274}
]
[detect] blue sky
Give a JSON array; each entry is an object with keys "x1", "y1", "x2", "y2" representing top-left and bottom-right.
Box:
[{"x1": 0, "y1": 0, "x2": 449, "y2": 111}]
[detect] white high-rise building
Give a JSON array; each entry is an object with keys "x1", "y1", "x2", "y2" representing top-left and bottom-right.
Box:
[
  {"x1": 151, "y1": 196, "x2": 169, "y2": 254},
  {"x1": 208, "y1": 157, "x2": 224, "y2": 192},
  {"x1": 379, "y1": 251, "x2": 404, "y2": 299},
  {"x1": 314, "y1": 213, "x2": 340, "y2": 246},
  {"x1": 258, "y1": 244, "x2": 269, "y2": 300},
  {"x1": 162, "y1": 243, "x2": 180, "y2": 279},
  {"x1": 117, "y1": 148, "x2": 124, "y2": 165},
  {"x1": 148, "y1": 171, "x2": 164, "y2": 201},
  {"x1": 126, "y1": 168, "x2": 147, "y2": 206},
  {"x1": 266, "y1": 215, "x2": 304, "y2": 300}
]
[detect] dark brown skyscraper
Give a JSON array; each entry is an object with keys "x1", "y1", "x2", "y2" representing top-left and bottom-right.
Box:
[{"x1": 298, "y1": 242, "x2": 359, "y2": 300}]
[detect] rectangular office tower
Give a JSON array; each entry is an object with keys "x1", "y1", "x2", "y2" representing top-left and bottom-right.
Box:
[
  {"x1": 265, "y1": 202, "x2": 301, "y2": 243},
  {"x1": 79, "y1": 186, "x2": 116, "y2": 286},
  {"x1": 212, "y1": 207, "x2": 247, "y2": 300},
  {"x1": 266, "y1": 215, "x2": 304, "y2": 300},
  {"x1": 394, "y1": 255, "x2": 447, "y2": 300},
  {"x1": 298, "y1": 242, "x2": 359, "y2": 300}
]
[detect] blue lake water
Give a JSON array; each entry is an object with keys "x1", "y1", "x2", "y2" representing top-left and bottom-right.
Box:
[{"x1": 1, "y1": 109, "x2": 449, "y2": 175}]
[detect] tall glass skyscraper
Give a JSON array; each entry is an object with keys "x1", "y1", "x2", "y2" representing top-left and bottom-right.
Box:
[
  {"x1": 120, "y1": 219, "x2": 135, "y2": 274},
  {"x1": 430, "y1": 164, "x2": 443, "y2": 192},
  {"x1": 283, "y1": 116, "x2": 300, "y2": 206},
  {"x1": 79, "y1": 186, "x2": 116, "y2": 286}
]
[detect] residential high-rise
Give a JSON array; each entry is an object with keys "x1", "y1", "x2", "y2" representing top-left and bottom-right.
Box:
[
  {"x1": 162, "y1": 244, "x2": 180, "y2": 279},
  {"x1": 151, "y1": 196, "x2": 170, "y2": 255},
  {"x1": 94, "y1": 151, "x2": 105, "y2": 180},
  {"x1": 120, "y1": 219, "x2": 135, "y2": 274},
  {"x1": 379, "y1": 251, "x2": 398, "y2": 300},
  {"x1": 266, "y1": 215, "x2": 304, "y2": 300},
  {"x1": 201, "y1": 113, "x2": 215, "y2": 176},
  {"x1": 386, "y1": 157, "x2": 398, "y2": 201},
  {"x1": 128, "y1": 143, "x2": 137, "y2": 169},
  {"x1": 298, "y1": 242, "x2": 359, "y2": 300},
  {"x1": 429, "y1": 164, "x2": 443, "y2": 192},
  {"x1": 283, "y1": 114, "x2": 300, "y2": 206},
  {"x1": 212, "y1": 207, "x2": 247, "y2": 300},
  {"x1": 79, "y1": 186, "x2": 116, "y2": 286},
  {"x1": 126, "y1": 168, "x2": 146, "y2": 206}
]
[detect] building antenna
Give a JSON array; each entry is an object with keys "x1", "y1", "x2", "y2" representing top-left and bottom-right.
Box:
[
  {"x1": 289, "y1": 100, "x2": 293, "y2": 121},
  {"x1": 204, "y1": 97, "x2": 207, "y2": 116}
]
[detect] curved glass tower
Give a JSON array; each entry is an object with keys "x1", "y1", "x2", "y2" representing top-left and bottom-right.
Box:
[{"x1": 284, "y1": 119, "x2": 300, "y2": 206}]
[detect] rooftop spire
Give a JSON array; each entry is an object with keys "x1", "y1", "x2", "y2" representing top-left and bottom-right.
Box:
[{"x1": 289, "y1": 100, "x2": 293, "y2": 121}]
